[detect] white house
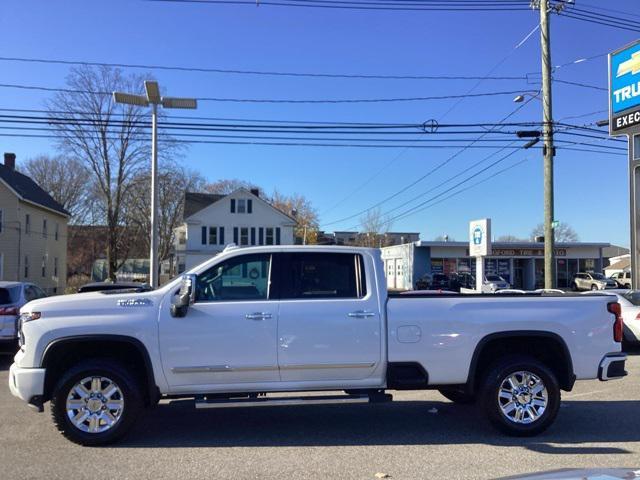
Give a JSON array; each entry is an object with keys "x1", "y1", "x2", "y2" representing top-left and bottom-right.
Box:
[{"x1": 174, "y1": 188, "x2": 297, "y2": 272}]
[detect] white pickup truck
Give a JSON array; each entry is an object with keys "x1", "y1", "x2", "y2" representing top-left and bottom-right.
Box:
[{"x1": 8, "y1": 245, "x2": 627, "y2": 445}]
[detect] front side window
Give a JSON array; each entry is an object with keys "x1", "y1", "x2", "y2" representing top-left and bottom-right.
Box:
[
  {"x1": 282, "y1": 253, "x2": 366, "y2": 299},
  {"x1": 196, "y1": 253, "x2": 271, "y2": 302}
]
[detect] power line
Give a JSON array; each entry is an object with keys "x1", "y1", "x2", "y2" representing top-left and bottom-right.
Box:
[
  {"x1": 0, "y1": 55, "x2": 528, "y2": 82},
  {"x1": 320, "y1": 20, "x2": 540, "y2": 219},
  {"x1": 0, "y1": 82, "x2": 533, "y2": 104},
  {"x1": 150, "y1": 0, "x2": 533, "y2": 12}
]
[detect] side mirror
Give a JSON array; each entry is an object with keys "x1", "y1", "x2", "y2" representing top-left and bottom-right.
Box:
[{"x1": 170, "y1": 274, "x2": 196, "y2": 318}]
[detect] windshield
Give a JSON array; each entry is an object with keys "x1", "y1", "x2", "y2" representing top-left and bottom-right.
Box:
[
  {"x1": 486, "y1": 274, "x2": 504, "y2": 282},
  {"x1": 0, "y1": 286, "x2": 20, "y2": 305}
]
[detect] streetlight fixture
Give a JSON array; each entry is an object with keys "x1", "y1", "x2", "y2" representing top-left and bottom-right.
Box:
[{"x1": 113, "y1": 81, "x2": 197, "y2": 288}]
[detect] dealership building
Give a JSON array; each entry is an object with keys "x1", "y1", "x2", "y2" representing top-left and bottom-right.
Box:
[{"x1": 381, "y1": 241, "x2": 611, "y2": 291}]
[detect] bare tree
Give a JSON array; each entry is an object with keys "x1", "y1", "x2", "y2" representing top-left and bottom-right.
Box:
[
  {"x1": 358, "y1": 208, "x2": 392, "y2": 247},
  {"x1": 496, "y1": 234, "x2": 526, "y2": 242},
  {"x1": 46, "y1": 65, "x2": 178, "y2": 280},
  {"x1": 23, "y1": 154, "x2": 92, "y2": 223},
  {"x1": 270, "y1": 190, "x2": 319, "y2": 244},
  {"x1": 126, "y1": 165, "x2": 206, "y2": 264},
  {"x1": 204, "y1": 179, "x2": 261, "y2": 195},
  {"x1": 531, "y1": 222, "x2": 579, "y2": 242}
]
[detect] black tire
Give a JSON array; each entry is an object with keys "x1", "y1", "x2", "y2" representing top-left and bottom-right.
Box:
[
  {"x1": 591, "y1": 284, "x2": 598, "y2": 291},
  {"x1": 51, "y1": 359, "x2": 142, "y2": 446},
  {"x1": 479, "y1": 355, "x2": 560, "y2": 436},
  {"x1": 572, "y1": 282, "x2": 578, "y2": 292},
  {"x1": 438, "y1": 388, "x2": 476, "y2": 404}
]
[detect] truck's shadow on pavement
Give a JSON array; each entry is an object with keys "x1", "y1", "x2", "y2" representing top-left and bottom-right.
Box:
[
  {"x1": 0, "y1": 355, "x2": 12, "y2": 371},
  {"x1": 117, "y1": 398, "x2": 639, "y2": 453}
]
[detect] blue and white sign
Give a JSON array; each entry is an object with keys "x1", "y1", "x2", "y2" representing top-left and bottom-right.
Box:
[
  {"x1": 469, "y1": 218, "x2": 491, "y2": 257},
  {"x1": 610, "y1": 40, "x2": 640, "y2": 134}
]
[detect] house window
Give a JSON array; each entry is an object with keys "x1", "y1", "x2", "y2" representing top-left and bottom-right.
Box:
[
  {"x1": 55, "y1": 223, "x2": 59, "y2": 241},
  {"x1": 219, "y1": 227, "x2": 225, "y2": 245},
  {"x1": 276, "y1": 227, "x2": 281, "y2": 245},
  {"x1": 209, "y1": 227, "x2": 218, "y2": 245},
  {"x1": 247, "y1": 199, "x2": 253, "y2": 214},
  {"x1": 237, "y1": 199, "x2": 246, "y2": 214},
  {"x1": 201, "y1": 226, "x2": 207, "y2": 245},
  {"x1": 0, "y1": 209, "x2": 3, "y2": 234},
  {"x1": 43, "y1": 219, "x2": 47, "y2": 238},
  {"x1": 42, "y1": 256, "x2": 46, "y2": 277},
  {"x1": 54, "y1": 257, "x2": 58, "y2": 277},
  {"x1": 266, "y1": 227, "x2": 274, "y2": 245},
  {"x1": 259, "y1": 228, "x2": 264, "y2": 245},
  {"x1": 179, "y1": 231, "x2": 186, "y2": 245},
  {"x1": 0, "y1": 253, "x2": 3, "y2": 278},
  {"x1": 240, "y1": 227, "x2": 249, "y2": 246},
  {"x1": 24, "y1": 255, "x2": 29, "y2": 277},
  {"x1": 230, "y1": 199, "x2": 236, "y2": 213},
  {"x1": 25, "y1": 214, "x2": 30, "y2": 234},
  {"x1": 251, "y1": 227, "x2": 256, "y2": 245}
]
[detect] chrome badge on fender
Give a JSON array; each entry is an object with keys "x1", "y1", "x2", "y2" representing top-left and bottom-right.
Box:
[{"x1": 117, "y1": 298, "x2": 153, "y2": 307}]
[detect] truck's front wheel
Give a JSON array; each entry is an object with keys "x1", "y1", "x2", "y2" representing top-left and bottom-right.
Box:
[
  {"x1": 480, "y1": 356, "x2": 560, "y2": 436},
  {"x1": 50, "y1": 359, "x2": 142, "y2": 446}
]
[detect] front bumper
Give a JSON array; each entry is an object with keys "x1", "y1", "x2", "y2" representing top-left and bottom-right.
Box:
[
  {"x1": 598, "y1": 353, "x2": 627, "y2": 381},
  {"x1": 8, "y1": 362, "x2": 46, "y2": 411}
]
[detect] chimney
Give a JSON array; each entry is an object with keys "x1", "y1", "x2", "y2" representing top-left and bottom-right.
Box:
[
  {"x1": 3, "y1": 152, "x2": 16, "y2": 170},
  {"x1": 250, "y1": 188, "x2": 260, "y2": 197}
]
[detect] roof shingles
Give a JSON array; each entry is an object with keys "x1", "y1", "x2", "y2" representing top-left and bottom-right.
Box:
[{"x1": 0, "y1": 163, "x2": 69, "y2": 216}]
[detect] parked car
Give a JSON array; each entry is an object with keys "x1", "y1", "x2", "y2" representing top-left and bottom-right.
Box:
[
  {"x1": 447, "y1": 272, "x2": 475, "y2": 292},
  {"x1": 78, "y1": 282, "x2": 153, "y2": 293},
  {"x1": 414, "y1": 274, "x2": 431, "y2": 290},
  {"x1": 583, "y1": 289, "x2": 640, "y2": 347},
  {"x1": 572, "y1": 272, "x2": 618, "y2": 291},
  {"x1": 481, "y1": 274, "x2": 511, "y2": 293},
  {"x1": 0, "y1": 282, "x2": 47, "y2": 351},
  {"x1": 610, "y1": 271, "x2": 632, "y2": 289},
  {"x1": 10, "y1": 245, "x2": 626, "y2": 445},
  {"x1": 430, "y1": 273, "x2": 449, "y2": 289}
]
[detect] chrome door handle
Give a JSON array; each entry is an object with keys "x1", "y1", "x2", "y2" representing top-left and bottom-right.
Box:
[
  {"x1": 246, "y1": 312, "x2": 272, "y2": 320},
  {"x1": 348, "y1": 310, "x2": 376, "y2": 318}
]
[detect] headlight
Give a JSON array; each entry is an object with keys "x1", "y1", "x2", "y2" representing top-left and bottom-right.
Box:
[{"x1": 20, "y1": 312, "x2": 41, "y2": 323}]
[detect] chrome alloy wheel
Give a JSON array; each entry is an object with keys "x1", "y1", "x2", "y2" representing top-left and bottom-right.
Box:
[
  {"x1": 66, "y1": 376, "x2": 125, "y2": 433},
  {"x1": 497, "y1": 370, "x2": 547, "y2": 424}
]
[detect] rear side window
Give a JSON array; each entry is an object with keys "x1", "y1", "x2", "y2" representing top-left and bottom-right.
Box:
[
  {"x1": 281, "y1": 253, "x2": 367, "y2": 299},
  {"x1": 0, "y1": 286, "x2": 20, "y2": 304}
]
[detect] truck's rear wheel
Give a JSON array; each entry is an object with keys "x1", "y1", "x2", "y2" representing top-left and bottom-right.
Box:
[
  {"x1": 438, "y1": 388, "x2": 475, "y2": 404},
  {"x1": 480, "y1": 355, "x2": 560, "y2": 436},
  {"x1": 51, "y1": 359, "x2": 142, "y2": 446}
]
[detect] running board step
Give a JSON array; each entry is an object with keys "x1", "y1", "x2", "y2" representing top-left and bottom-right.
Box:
[{"x1": 195, "y1": 393, "x2": 391, "y2": 409}]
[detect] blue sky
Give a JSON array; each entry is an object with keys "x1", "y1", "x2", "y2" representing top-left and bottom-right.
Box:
[{"x1": 0, "y1": 0, "x2": 638, "y2": 245}]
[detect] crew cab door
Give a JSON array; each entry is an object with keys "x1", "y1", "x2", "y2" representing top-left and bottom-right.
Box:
[
  {"x1": 159, "y1": 252, "x2": 279, "y2": 391},
  {"x1": 276, "y1": 252, "x2": 383, "y2": 386}
]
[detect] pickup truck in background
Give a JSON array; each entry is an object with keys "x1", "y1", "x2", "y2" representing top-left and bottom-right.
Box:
[{"x1": 8, "y1": 246, "x2": 627, "y2": 446}]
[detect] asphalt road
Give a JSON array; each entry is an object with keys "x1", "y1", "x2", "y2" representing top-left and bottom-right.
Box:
[{"x1": 1, "y1": 354, "x2": 639, "y2": 480}]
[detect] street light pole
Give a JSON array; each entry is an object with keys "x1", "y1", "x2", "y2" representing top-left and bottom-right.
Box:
[
  {"x1": 113, "y1": 82, "x2": 197, "y2": 288},
  {"x1": 539, "y1": 0, "x2": 556, "y2": 289},
  {"x1": 150, "y1": 102, "x2": 159, "y2": 289}
]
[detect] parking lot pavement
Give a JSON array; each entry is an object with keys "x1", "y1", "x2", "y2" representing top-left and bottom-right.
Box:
[{"x1": 1, "y1": 354, "x2": 639, "y2": 480}]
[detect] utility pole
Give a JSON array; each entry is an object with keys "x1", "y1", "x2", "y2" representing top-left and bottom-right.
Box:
[{"x1": 537, "y1": 0, "x2": 556, "y2": 289}]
